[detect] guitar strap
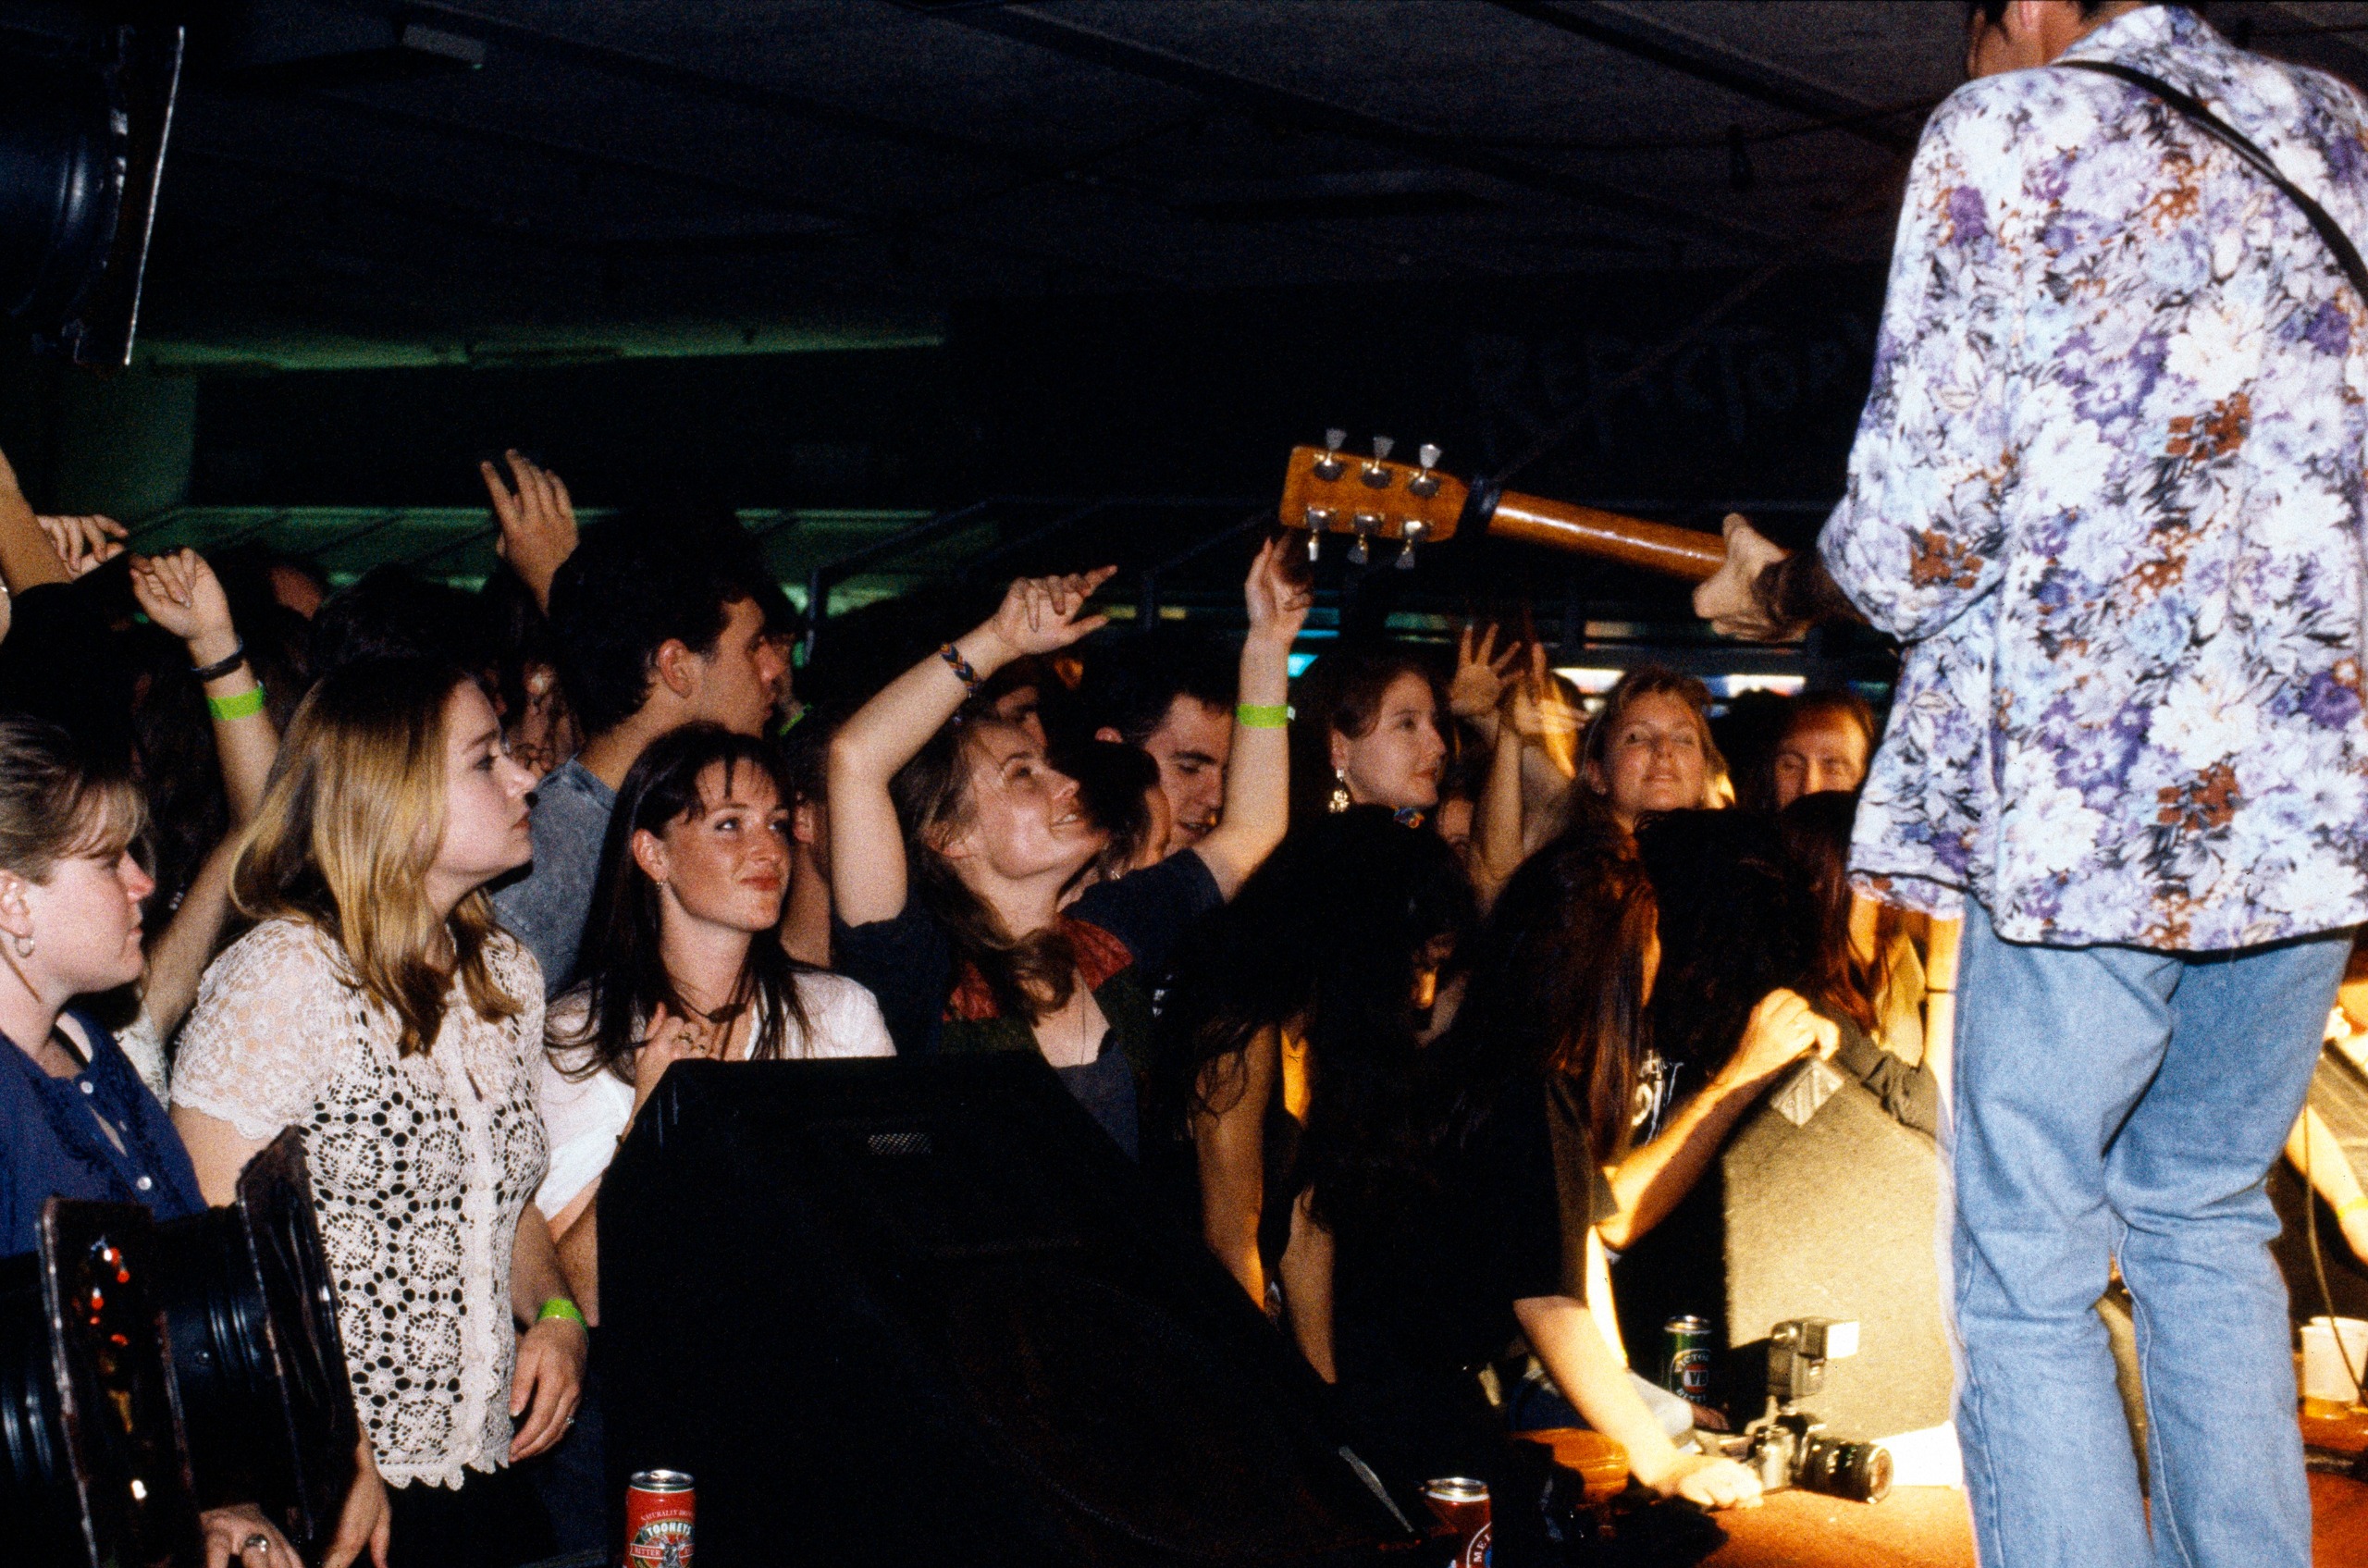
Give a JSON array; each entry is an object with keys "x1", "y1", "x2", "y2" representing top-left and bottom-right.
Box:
[{"x1": 2059, "y1": 59, "x2": 2368, "y2": 305}]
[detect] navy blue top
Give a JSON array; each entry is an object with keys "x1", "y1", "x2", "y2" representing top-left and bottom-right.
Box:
[{"x1": 0, "y1": 1010, "x2": 205, "y2": 1258}]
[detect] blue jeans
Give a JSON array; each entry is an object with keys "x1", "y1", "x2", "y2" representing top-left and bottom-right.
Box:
[{"x1": 1952, "y1": 898, "x2": 2348, "y2": 1568}]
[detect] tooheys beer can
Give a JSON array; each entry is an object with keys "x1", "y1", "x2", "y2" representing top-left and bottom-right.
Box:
[
  {"x1": 1663, "y1": 1315, "x2": 1714, "y2": 1403},
  {"x1": 624, "y1": 1470, "x2": 696, "y2": 1567},
  {"x1": 1420, "y1": 1477, "x2": 1491, "y2": 1568}
]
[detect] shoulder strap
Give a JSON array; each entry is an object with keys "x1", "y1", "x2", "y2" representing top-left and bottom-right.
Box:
[{"x1": 2059, "y1": 58, "x2": 2368, "y2": 305}]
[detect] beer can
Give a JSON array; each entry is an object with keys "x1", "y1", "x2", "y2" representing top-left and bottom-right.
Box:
[
  {"x1": 1662, "y1": 1315, "x2": 1714, "y2": 1403},
  {"x1": 625, "y1": 1469, "x2": 696, "y2": 1567},
  {"x1": 1421, "y1": 1476, "x2": 1491, "y2": 1568}
]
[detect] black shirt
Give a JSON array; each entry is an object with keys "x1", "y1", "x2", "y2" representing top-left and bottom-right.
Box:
[{"x1": 1328, "y1": 1071, "x2": 1617, "y2": 1486}]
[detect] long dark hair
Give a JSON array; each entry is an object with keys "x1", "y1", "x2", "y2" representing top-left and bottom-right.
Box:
[
  {"x1": 890, "y1": 718, "x2": 1080, "y2": 1022},
  {"x1": 1634, "y1": 808, "x2": 1799, "y2": 1080},
  {"x1": 1427, "y1": 819, "x2": 1658, "y2": 1167},
  {"x1": 1779, "y1": 790, "x2": 1890, "y2": 1034},
  {"x1": 558, "y1": 723, "x2": 813, "y2": 1080},
  {"x1": 1151, "y1": 809, "x2": 1478, "y2": 1232}
]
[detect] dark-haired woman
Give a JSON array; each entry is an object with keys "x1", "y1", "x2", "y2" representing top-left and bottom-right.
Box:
[
  {"x1": 829, "y1": 543, "x2": 1305, "y2": 1156},
  {"x1": 1307, "y1": 829, "x2": 1774, "y2": 1511},
  {"x1": 1289, "y1": 644, "x2": 1446, "y2": 824},
  {"x1": 536, "y1": 724, "x2": 893, "y2": 1321},
  {"x1": 1150, "y1": 808, "x2": 1478, "y2": 1325}
]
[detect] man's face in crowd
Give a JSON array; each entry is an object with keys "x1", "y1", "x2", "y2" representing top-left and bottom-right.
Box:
[
  {"x1": 1770, "y1": 712, "x2": 1869, "y2": 809},
  {"x1": 1127, "y1": 695, "x2": 1231, "y2": 846},
  {"x1": 685, "y1": 598, "x2": 791, "y2": 737}
]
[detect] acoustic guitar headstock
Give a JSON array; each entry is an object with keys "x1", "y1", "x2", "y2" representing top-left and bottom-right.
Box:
[{"x1": 1276, "y1": 430, "x2": 1468, "y2": 569}]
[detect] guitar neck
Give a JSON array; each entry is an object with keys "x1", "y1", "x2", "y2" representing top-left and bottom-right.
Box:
[{"x1": 1484, "y1": 490, "x2": 1726, "y2": 583}]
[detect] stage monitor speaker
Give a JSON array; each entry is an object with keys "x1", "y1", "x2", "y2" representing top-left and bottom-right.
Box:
[
  {"x1": 0, "y1": 1199, "x2": 202, "y2": 1568},
  {"x1": 154, "y1": 1129, "x2": 362, "y2": 1560},
  {"x1": 0, "y1": 22, "x2": 181, "y2": 367},
  {"x1": 1721, "y1": 1060, "x2": 1954, "y2": 1439},
  {"x1": 601, "y1": 1056, "x2": 1420, "y2": 1568}
]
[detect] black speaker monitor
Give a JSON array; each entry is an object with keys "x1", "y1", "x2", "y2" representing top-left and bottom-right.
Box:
[
  {"x1": 601, "y1": 1056, "x2": 1417, "y2": 1568},
  {"x1": 0, "y1": 1199, "x2": 203, "y2": 1568},
  {"x1": 1721, "y1": 1060, "x2": 1954, "y2": 1439},
  {"x1": 0, "y1": 22, "x2": 181, "y2": 367},
  {"x1": 154, "y1": 1129, "x2": 362, "y2": 1560}
]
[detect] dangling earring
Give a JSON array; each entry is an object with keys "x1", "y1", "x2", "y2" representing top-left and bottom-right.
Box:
[{"x1": 1327, "y1": 766, "x2": 1351, "y2": 814}]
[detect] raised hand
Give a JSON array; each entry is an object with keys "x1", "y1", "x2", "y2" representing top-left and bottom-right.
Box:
[
  {"x1": 983, "y1": 566, "x2": 1116, "y2": 658},
  {"x1": 480, "y1": 451, "x2": 578, "y2": 611},
  {"x1": 130, "y1": 549, "x2": 240, "y2": 667},
  {"x1": 627, "y1": 1002, "x2": 721, "y2": 1126},
  {"x1": 1449, "y1": 622, "x2": 1521, "y2": 720},
  {"x1": 1727, "y1": 987, "x2": 1842, "y2": 1087},
  {"x1": 1243, "y1": 536, "x2": 1312, "y2": 646},
  {"x1": 36, "y1": 513, "x2": 127, "y2": 578},
  {"x1": 1692, "y1": 513, "x2": 1797, "y2": 641}
]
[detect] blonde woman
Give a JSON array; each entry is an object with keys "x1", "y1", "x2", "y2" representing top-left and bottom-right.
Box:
[{"x1": 171, "y1": 659, "x2": 585, "y2": 1568}]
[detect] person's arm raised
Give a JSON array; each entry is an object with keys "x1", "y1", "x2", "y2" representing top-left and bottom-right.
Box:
[
  {"x1": 1189, "y1": 537, "x2": 1310, "y2": 898},
  {"x1": 828, "y1": 568, "x2": 1115, "y2": 926},
  {"x1": 0, "y1": 446, "x2": 68, "y2": 595},
  {"x1": 1597, "y1": 988, "x2": 1837, "y2": 1251}
]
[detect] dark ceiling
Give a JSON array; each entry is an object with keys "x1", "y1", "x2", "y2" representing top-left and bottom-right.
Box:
[{"x1": 14, "y1": 0, "x2": 2359, "y2": 370}]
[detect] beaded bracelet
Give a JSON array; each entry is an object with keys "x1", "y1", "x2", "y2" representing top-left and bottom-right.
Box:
[
  {"x1": 205, "y1": 686, "x2": 266, "y2": 723},
  {"x1": 1235, "y1": 702, "x2": 1289, "y2": 729},
  {"x1": 938, "y1": 641, "x2": 982, "y2": 692}
]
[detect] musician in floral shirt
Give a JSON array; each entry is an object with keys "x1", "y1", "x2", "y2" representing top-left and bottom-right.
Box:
[{"x1": 1698, "y1": 6, "x2": 2368, "y2": 1566}]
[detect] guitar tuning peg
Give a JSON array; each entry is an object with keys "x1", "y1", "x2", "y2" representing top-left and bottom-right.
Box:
[
  {"x1": 1395, "y1": 518, "x2": 1426, "y2": 570},
  {"x1": 1305, "y1": 527, "x2": 1324, "y2": 564},
  {"x1": 1371, "y1": 436, "x2": 1395, "y2": 461},
  {"x1": 1349, "y1": 512, "x2": 1379, "y2": 566},
  {"x1": 1314, "y1": 428, "x2": 1346, "y2": 482},
  {"x1": 1409, "y1": 441, "x2": 1443, "y2": 499}
]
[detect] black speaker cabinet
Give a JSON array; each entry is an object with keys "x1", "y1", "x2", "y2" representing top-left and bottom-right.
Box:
[
  {"x1": 1720, "y1": 1059, "x2": 1954, "y2": 1438},
  {"x1": 601, "y1": 1056, "x2": 1417, "y2": 1568},
  {"x1": 0, "y1": 1200, "x2": 202, "y2": 1568},
  {"x1": 154, "y1": 1129, "x2": 361, "y2": 1560}
]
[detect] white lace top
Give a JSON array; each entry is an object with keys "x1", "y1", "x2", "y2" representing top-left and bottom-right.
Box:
[{"x1": 172, "y1": 919, "x2": 549, "y2": 1488}]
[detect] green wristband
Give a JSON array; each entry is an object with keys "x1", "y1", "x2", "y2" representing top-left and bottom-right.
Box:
[
  {"x1": 1236, "y1": 702, "x2": 1290, "y2": 729},
  {"x1": 206, "y1": 686, "x2": 266, "y2": 722},
  {"x1": 537, "y1": 1297, "x2": 587, "y2": 1330}
]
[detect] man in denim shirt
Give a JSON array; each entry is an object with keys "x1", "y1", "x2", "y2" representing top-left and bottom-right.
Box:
[
  {"x1": 1700, "y1": 5, "x2": 2368, "y2": 1564},
  {"x1": 495, "y1": 515, "x2": 787, "y2": 997}
]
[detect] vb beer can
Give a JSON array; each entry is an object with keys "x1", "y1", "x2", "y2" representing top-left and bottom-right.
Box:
[
  {"x1": 1662, "y1": 1315, "x2": 1714, "y2": 1403},
  {"x1": 1421, "y1": 1476, "x2": 1491, "y2": 1567},
  {"x1": 625, "y1": 1469, "x2": 696, "y2": 1567}
]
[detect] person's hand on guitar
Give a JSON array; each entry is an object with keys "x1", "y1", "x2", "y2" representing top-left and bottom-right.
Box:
[{"x1": 1692, "y1": 513, "x2": 1801, "y2": 642}]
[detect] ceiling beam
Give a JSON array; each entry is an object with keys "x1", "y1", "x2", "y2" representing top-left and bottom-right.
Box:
[
  {"x1": 924, "y1": 1, "x2": 1793, "y2": 252},
  {"x1": 1486, "y1": 0, "x2": 1921, "y2": 154}
]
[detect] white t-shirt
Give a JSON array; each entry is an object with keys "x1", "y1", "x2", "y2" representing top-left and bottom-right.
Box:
[{"x1": 535, "y1": 970, "x2": 894, "y2": 1228}]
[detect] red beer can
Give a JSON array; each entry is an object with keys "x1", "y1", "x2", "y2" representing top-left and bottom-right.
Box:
[
  {"x1": 1421, "y1": 1476, "x2": 1491, "y2": 1567},
  {"x1": 624, "y1": 1469, "x2": 696, "y2": 1567}
]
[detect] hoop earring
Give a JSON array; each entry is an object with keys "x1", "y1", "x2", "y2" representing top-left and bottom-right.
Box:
[
  {"x1": 1326, "y1": 766, "x2": 1352, "y2": 814},
  {"x1": 8, "y1": 932, "x2": 29, "y2": 959}
]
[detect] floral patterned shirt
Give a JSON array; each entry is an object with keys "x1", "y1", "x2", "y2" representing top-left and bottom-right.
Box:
[{"x1": 1824, "y1": 6, "x2": 2368, "y2": 949}]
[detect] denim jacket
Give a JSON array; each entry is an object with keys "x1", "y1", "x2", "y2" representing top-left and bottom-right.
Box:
[{"x1": 1826, "y1": 6, "x2": 2368, "y2": 949}]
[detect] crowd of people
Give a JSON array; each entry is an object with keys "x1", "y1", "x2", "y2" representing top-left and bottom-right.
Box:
[{"x1": 0, "y1": 422, "x2": 2359, "y2": 1566}]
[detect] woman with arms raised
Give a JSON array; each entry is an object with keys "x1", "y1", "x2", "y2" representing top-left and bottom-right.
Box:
[
  {"x1": 538, "y1": 722, "x2": 894, "y2": 1322},
  {"x1": 829, "y1": 542, "x2": 1307, "y2": 1155},
  {"x1": 170, "y1": 659, "x2": 585, "y2": 1568}
]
